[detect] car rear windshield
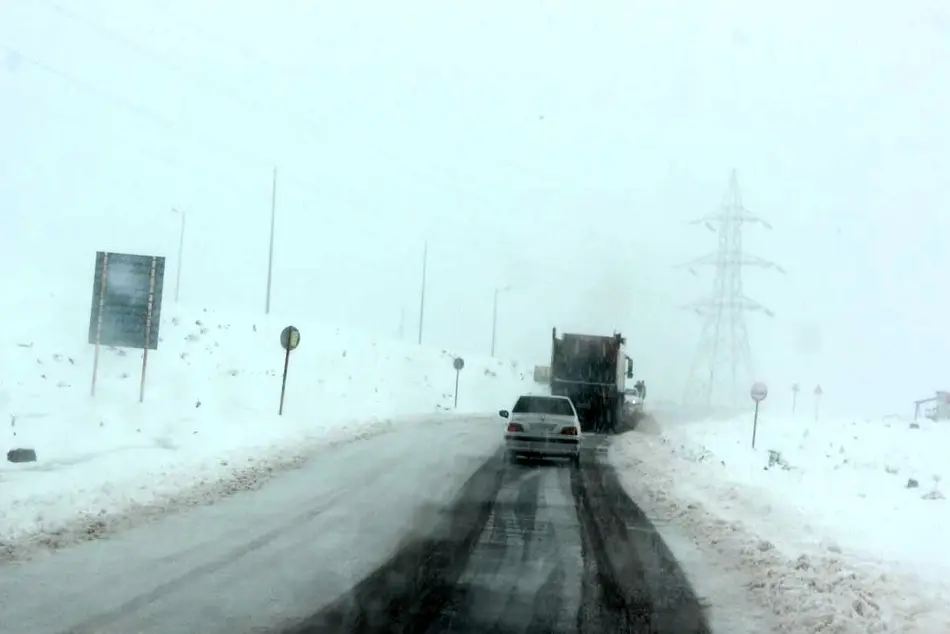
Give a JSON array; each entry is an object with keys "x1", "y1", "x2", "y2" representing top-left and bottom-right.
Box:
[{"x1": 512, "y1": 396, "x2": 575, "y2": 416}]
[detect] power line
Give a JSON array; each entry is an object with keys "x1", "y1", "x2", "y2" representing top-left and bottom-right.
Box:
[
  {"x1": 3, "y1": 35, "x2": 523, "y2": 224},
  {"x1": 3, "y1": 75, "x2": 408, "y2": 249},
  {"x1": 0, "y1": 43, "x2": 176, "y2": 130},
  {"x1": 5, "y1": 6, "x2": 651, "y2": 295},
  {"x1": 31, "y1": 0, "x2": 549, "y2": 207},
  {"x1": 42, "y1": 1, "x2": 293, "y2": 135},
  {"x1": 149, "y1": 3, "x2": 551, "y2": 183},
  {"x1": 679, "y1": 170, "x2": 785, "y2": 408},
  {"x1": 0, "y1": 41, "x2": 281, "y2": 171},
  {"x1": 0, "y1": 42, "x2": 426, "y2": 222}
]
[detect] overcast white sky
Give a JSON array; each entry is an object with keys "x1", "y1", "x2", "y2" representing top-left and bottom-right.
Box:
[{"x1": 2, "y1": 0, "x2": 949, "y2": 415}]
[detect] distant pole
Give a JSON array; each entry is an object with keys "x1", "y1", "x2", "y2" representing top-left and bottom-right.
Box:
[
  {"x1": 491, "y1": 289, "x2": 499, "y2": 356},
  {"x1": 417, "y1": 241, "x2": 427, "y2": 345},
  {"x1": 491, "y1": 285, "x2": 512, "y2": 357},
  {"x1": 172, "y1": 208, "x2": 185, "y2": 303},
  {"x1": 265, "y1": 166, "x2": 277, "y2": 315}
]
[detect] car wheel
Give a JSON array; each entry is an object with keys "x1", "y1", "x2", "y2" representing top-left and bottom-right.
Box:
[{"x1": 570, "y1": 453, "x2": 580, "y2": 467}]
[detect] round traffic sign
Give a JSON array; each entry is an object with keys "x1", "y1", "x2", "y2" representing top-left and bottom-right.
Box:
[
  {"x1": 750, "y1": 381, "x2": 768, "y2": 402},
  {"x1": 453, "y1": 357, "x2": 465, "y2": 371},
  {"x1": 280, "y1": 325, "x2": 301, "y2": 351}
]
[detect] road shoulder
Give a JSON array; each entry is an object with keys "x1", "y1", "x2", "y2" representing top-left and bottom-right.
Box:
[
  {"x1": 0, "y1": 415, "x2": 487, "y2": 564},
  {"x1": 0, "y1": 418, "x2": 503, "y2": 634},
  {"x1": 609, "y1": 429, "x2": 950, "y2": 634}
]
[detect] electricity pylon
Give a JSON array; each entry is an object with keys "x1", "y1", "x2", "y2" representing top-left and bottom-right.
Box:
[{"x1": 680, "y1": 170, "x2": 784, "y2": 408}]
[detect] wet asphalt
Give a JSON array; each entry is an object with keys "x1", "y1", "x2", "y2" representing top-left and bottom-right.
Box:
[{"x1": 283, "y1": 435, "x2": 712, "y2": 634}]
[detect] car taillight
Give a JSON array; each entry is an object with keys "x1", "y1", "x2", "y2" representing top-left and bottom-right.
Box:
[
  {"x1": 561, "y1": 427, "x2": 578, "y2": 436},
  {"x1": 507, "y1": 422, "x2": 524, "y2": 432}
]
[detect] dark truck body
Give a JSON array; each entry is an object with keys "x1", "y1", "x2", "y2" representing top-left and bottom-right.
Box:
[{"x1": 549, "y1": 328, "x2": 633, "y2": 433}]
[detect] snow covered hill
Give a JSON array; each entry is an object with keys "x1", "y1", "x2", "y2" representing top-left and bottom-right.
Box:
[
  {"x1": 0, "y1": 286, "x2": 530, "y2": 561},
  {"x1": 612, "y1": 411, "x2": 950, "y2": 633}
]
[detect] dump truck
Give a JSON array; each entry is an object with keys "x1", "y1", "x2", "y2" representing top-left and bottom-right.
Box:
[{"x1": 549, "y1": 327, "x2": 635, "y2": 433}]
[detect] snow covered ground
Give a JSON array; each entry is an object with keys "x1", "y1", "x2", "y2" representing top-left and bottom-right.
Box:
[
  {"x1": 0, "y1": 287, "x2": 531, "y2": 561},
  {"x1": 612, "y1": 409, "x2": 950, "y2": 633}
]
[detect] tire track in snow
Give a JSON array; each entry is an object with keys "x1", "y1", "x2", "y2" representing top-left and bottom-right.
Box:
[{"x1": 288, "y1": 435, "x2": 711, "y2": 634}]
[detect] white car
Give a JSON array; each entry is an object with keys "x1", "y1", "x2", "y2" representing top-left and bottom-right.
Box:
[{"x1": 499, "y1": 394, "x2": 582, "y2": 465}]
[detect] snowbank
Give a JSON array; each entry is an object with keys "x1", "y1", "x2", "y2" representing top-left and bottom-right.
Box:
[
  {"x1": 611, "y1": 411, "x2": 950, "y2": 633},
  {"x1": 0, "y1": 297, "x2": 529, "y2": 559}
]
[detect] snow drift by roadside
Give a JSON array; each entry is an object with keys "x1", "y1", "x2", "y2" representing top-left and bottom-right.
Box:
[
  {"x1": 656, "y1": 412, "x2": 950, "y2": 574},
  {"x1": 0, "y1": 298, "x2": 529, "y2": 560},
  {"x1": 611, "y1": 414, "x2": 950, "y2": 633}
]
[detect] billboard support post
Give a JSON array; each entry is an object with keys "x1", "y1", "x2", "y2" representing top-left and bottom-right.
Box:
[
  {"x1": 88, "y1": 251, "x2": 166, "y2": 400},
  {"x1": 139, "y1": 257, "x2": 159, "y2": 403},
  {"x1": 90, "y1": 252, "x2": 110, "y2": 397}
]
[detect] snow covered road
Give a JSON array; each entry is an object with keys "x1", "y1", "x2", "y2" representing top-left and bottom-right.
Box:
[
  {"x1": 0, "y1": 419, "x2": 712, "y2": 634},
  {"x1": 0, "y1": 417, "x2": 504, "y2": 634},
  {"x1": 419, "y1": 458, "x2": 587, "y2": 632},
  {"x1": 295, "y1": 436, "x2": 709, "y2": 634}
]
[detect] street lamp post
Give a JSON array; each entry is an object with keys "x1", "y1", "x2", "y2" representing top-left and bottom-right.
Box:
[
  {"x1": 417, "y1": 241, "x2": 427, "y2": 345},
  {"x1": 491, "y1": 285, "x2": 512, "y2": 357},
  {"x1": 265, "y1": 166, "x2": 277, "y2": 315},
  {"x1": 171, "y1": 207, "x2": 186, "y2": 303}
]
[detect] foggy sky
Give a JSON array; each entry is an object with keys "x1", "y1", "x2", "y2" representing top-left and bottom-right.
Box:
[{"x1": 2, "y1": 0, "x2": 949, "y2": 415}]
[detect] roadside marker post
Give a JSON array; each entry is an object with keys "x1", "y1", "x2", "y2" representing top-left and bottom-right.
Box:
[
  {"x1": 750, "y1": 381, "x2": 768, "y2": 449},
  {"x1": 278, "y1": 325, "x2": 301, "y2": 415},
  {"x1": 453, "y1": 357, "x2": 465, "y2": 409}
]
